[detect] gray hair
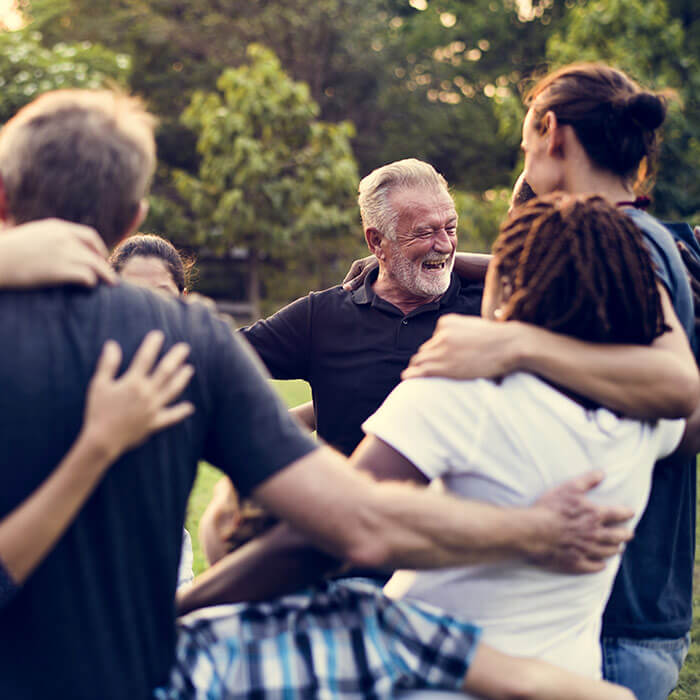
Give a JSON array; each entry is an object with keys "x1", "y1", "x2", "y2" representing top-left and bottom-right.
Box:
[
  {"x1": 357, "y1": 158, "x2": 449, "y2": 240},
  {"x1": 0, "y1": 89, "x2": 156, "y2": 248}
]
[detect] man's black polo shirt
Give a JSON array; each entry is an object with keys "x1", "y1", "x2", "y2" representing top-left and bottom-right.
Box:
[{"x1": 243, "y1": 270, "x2": 483, "y2": 455}]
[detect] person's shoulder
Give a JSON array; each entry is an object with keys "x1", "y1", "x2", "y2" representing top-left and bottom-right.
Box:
[{"x1": 624, "y1": 209, "x2": 676, "y2": 248}]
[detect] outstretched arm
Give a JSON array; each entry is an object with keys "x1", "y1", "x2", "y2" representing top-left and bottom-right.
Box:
[
  {"x1": 0, "y1": 331, "x2": 194, "y2": 602},
  {"x1": 178, "y1": 438, "x2": 632, "y2": 613},
  {"x1": 404, "y1": 283, "x2": 700, "y2": 420},
  {"x1": 0, "y1": 219, "x2": 117, "y2": 288}
]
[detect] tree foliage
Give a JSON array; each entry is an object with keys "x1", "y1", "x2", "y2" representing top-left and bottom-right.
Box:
[
  {"x1": 4, "y1": 0, "x2": 699, "y2": 299},
  {"x1": 547, "y1": 0, "x2": 700, "y2": 219},
  {"x1": 175, "y1": 45, "x2": 362, "y2": 309},
  {"x1": 0, "y1": 29, "x2": 130, "y2": 123}
]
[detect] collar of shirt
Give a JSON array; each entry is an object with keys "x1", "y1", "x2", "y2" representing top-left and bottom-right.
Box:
[{"x1": 351, "y1": 267, "x2": 462, "y2": 316}]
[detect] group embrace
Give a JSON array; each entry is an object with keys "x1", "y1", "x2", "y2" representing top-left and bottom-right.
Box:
[{"x1": 0, "y1": 61, "x2": 697, "y2": 700}]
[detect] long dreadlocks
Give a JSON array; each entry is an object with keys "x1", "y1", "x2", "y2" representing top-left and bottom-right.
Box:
[{"x1": 492, "y1": 193, "x2": 668, "y2": 345}]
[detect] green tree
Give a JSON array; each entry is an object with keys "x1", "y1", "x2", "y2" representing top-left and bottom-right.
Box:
[
  {"x1": 175, "y1": 45, "x2": 362, "y2": 314},
  {"x1": 0, "y1": 29, "x2": 130, "y2": 123},
  {"x1": 546, "y1": 0, "x2": 700, "y2": 220}
]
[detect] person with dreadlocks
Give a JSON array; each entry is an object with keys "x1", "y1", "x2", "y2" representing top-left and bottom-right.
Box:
[
  {"x1": 155, "y1": 194, "x2": 683, "y2": 700},
  {"x1": 404, "y1": 62, "x2": 699, "y2": 700}
]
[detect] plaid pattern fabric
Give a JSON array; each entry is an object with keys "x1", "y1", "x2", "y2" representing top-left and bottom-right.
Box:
[{"x1": 156, "y1": 578, "x2": 481, "y2": 699}]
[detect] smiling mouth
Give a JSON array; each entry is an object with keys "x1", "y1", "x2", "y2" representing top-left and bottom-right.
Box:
[{"x1": 422, "y1": 259, "x2": 449, "y2": 270}]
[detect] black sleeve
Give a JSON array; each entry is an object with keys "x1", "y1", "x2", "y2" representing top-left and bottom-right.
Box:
[
  {"x1": 239, "y1": 294, "x2": 313, "y2": 381},
  {"x1": 202, "y1": 315, "x2": 318, "y2": 498}
]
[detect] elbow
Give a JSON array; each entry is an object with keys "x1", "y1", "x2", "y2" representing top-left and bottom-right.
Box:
[
  {"x1": 340, "y1": 507, "x2": 395, "y2": 571},
  {"x1": 669, "y1": 367, "x2": 700, "y2": 418},
  {"x1": 344, "y1": 535, "x2": 393, "y2": 572}
]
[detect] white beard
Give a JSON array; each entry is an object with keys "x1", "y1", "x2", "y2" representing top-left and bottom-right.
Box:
[{"x1": 387, "y1": 248, "x2": 455, "y2": 297}]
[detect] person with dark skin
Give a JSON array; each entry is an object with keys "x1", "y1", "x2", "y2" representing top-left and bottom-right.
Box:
[
  {"x1": 169, "y1": 195, "x2": 645, "y2": 700},
  {"x1": 403, "y1": 62, "x2": 699, "y2": 700},
  {"x1": 0, "y1": 90, "x2": 636, "y2": 700}
]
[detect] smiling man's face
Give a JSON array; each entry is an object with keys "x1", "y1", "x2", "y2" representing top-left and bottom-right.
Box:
[{"x1": 383, "y1": 186, "x2": 458, "y2": 297}]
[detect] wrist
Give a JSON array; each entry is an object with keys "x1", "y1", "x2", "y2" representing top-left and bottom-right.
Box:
[
  {"x1": 73, "y1": 427, "x2": 122, "y2": 471},
  {"x1": 501, "y1": 321, "x2": 531, "y2": 374},
  {"x1": 511, "y1": 505, "x2": 553, "y2": 559}
]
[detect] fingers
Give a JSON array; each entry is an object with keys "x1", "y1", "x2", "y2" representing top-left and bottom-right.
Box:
[
  {"x1": 126, "y1": 330, "x2": 166, "y2": 377},
  {"x1": 93, "y1": 340, "x2": 123, "y2": 383},
  {"x1": 590, "y1": 525, "x2": 633, "y2": 547},
  {"x1": 597, "y1": 504, "x2": 635, "y2": 526},
  {"x1": 149, "y1": 342, "x2": 191, "y2": 390},
  {"x1": 151, "y1": 401, "x2": 195, "y2": 431},
  {"x1": 154, "y1": 364, "x2": 195, "y2": 406},
  {"x1": 564, "y1": 469, "x2": 604, "y2": 494},
  {"x1": 69, "y1": 222, "x2": 109, "y2": 258},
  {"x1": 342, "y1": 260, "x2": 364, "y2": 286}
]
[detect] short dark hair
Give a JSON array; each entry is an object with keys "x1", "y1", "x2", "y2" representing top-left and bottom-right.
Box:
[
  {"x1": 0, "y1": 90, "x2": 156, "y2": 248},
  {"x1": 109, "y1": 234, "x2": 194, "y2": 293}
]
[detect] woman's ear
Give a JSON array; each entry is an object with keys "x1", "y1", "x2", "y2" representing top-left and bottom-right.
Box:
[{"x1": 543, "y1": 111, "x2": 566, "y2": 157}]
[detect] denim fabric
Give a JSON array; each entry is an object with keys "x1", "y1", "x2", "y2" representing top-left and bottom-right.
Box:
[{"x1": 602, "y1": 634, "x2": 691, "y2": 700}]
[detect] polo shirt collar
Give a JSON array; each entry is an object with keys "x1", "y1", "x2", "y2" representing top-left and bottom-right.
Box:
[{"x1": 351, "y1": 266, "x2": 461, "y2": 311}]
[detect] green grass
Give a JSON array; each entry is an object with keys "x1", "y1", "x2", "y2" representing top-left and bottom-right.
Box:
[
  {"x1": 185, "y1": 379, "x2": 311, "y2": 575},
  {"x1": 185, "y1": 380, "x2": 700, "y2": 693}
]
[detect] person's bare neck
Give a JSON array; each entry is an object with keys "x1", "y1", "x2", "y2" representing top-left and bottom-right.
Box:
[
  {"x1": 563, "y1": 162, "x2": 634, "y2": 205},
  {"x1": 373, "y1": 266, "x2": 443, "y2": 315}
]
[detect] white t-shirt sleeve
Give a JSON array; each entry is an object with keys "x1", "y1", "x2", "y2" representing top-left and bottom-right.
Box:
[
  {"x1": 655, "y1": 418, "x2": 686, "y2": 459},
  {"x1": 362, "y1": 377, "x2": 483, "y2": 480}
]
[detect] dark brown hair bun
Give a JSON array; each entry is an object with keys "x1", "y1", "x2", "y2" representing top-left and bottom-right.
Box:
[{"x1": 622, "y1": 92, "x2": 667, "y2": 131}]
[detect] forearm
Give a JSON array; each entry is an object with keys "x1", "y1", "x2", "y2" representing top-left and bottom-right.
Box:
[
  {"x1": 0, "y1": 431, "x2": 112, "y2": 584},
  {"x1": 348, "y1": 480, "x2": 553, "y2": 570},
  {"x1": 464, "y1": 644, "x2": 634, "y2": 700},
  {"x1": 254, "y1": 448, "x2": 552, "y2": 572},
  {"x1": 453, "y1": 252, "x2": 491, "y2": 283},
  {"x1": 516, "y1": 322, "x2": 699, "y2": 419},
  {"x1": 177, "y1": 522, "x2": 341, "y2": 614},
  {"x1": 289, "y1": 401, "x2": 315, "y2": 431}
]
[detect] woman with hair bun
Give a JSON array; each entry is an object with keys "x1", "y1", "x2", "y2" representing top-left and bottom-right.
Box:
[{"x1": 406, "y1": 63, "x2": 698, "y2": 700}]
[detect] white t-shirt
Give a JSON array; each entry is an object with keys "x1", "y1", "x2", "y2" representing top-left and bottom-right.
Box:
[{"x1": 362, "y1": 373, "x2": 684, "y2": 678}]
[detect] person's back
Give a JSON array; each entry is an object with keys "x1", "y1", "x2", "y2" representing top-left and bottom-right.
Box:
[
  {"x1": 0, "y1": 282, "x2": 315, "y2": 699},
  {"x1": 379, "y1": 371, "x2": 681, "y2": 677}
]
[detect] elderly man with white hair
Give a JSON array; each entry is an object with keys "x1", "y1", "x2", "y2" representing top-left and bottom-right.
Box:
[
  {"x1": 240, "y1": 158, "x2": 483, "y2": 455},
  {"x1": 200, "y1": 159, "x2": 487, "y2": 564}
]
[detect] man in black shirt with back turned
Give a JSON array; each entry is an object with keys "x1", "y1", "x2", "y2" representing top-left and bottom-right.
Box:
[{"x1": 0, "y1": 90, "x2": 632, "y2": 700}]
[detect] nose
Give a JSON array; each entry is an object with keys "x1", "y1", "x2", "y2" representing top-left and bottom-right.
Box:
[{"x1": 433, "y1": 228, "x2": 453, "y2": 253}]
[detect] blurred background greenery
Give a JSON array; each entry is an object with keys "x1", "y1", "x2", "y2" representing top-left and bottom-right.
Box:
[{"x1": 0, "y1": 0, "x2": 698, "y2": 315}]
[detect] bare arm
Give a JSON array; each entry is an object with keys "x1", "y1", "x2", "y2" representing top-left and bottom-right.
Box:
[
  {"x1": 405, "y1": 283, "x2": 700, "y2": 420},
  {"x1": 463, "y1": 644, "x2": 634, "y2": 700},
  {"x1": 179, "y1": 437, "x2": 632, "y2": 612},
  {"x1": 289, "y1": 400, "x2": 316, "y2": 431},
  {"x1": 0, "y1": 219, "x2": 117, "y2": 288},
  {"x1": 0, "y1": 332, "x2": 194, "y2": 590},
  {"x1": 453, "y1": 252, "x2": 491, "y2": 284}
]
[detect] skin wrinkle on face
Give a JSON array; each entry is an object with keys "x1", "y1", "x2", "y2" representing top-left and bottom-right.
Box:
[
  {"x1": 382, "y1": 186, "x2": 458, "y2": 298},
  {"x1": 119, "y1": 255, "x2": 179, "y2": 296}
]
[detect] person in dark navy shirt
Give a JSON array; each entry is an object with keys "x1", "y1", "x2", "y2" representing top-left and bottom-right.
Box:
[{"x1": 0, "y1": 91, "x2": 634, "y2": 700}]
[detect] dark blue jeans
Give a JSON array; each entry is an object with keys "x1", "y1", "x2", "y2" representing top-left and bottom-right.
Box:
[{"x1": 602, "y1": 634, "x2": 691, "y2": 700}]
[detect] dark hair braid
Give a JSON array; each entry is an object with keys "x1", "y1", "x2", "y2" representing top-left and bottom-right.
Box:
[{"x1": 493, "y1": 193, "x2": 668, "y2": 345}]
